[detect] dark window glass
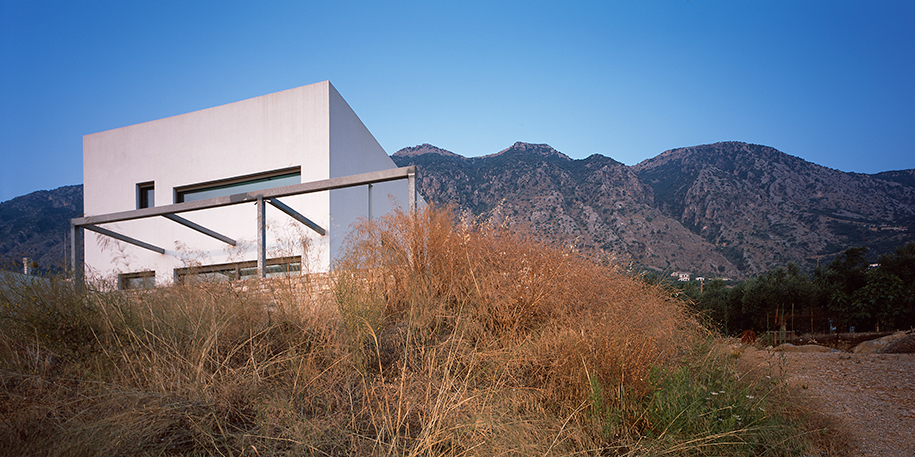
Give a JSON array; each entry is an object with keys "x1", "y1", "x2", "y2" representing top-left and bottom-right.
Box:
[
  {"x1": 174, "y1": 257, "x2": 301, "y2": 283},
  {"x1": 119, "y1": 271, "x2": 155, "y2": 289},
  {"x1": 138, "y1": 182, "x2": 155, "y2": 209},
  {"x1": 176, "y1": 170, "x2": 301, "y2": 203}
]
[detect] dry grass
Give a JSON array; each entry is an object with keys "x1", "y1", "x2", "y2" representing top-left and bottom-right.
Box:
[{"x1": 0, "y1": 206, "x2": 828, "y2": 455}]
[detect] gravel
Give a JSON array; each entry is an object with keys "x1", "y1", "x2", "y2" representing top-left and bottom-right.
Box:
[{"x1": 741, "y1": 346, "x2": 915, "y2": 457}]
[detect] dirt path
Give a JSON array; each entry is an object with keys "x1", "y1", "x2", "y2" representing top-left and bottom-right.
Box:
[{"x1": 741, "y1": 347, "x2": 915, "y2": 456}]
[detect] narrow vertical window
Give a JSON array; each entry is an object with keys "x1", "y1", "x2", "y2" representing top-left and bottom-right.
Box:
[{"x1": 137, "y1": 182, "x2": 155, "y2": 209}]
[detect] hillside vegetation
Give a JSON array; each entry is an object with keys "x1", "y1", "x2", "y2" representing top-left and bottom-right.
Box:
[
  {"x1": 676, "y1": 243, "x2": 915, "y2": 336},
  {"x1": 1, "y1": 207, "x2": 834, "y2": 455}
]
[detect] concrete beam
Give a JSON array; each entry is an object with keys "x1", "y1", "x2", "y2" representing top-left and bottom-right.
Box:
[
  {"x1": 83, "y1": 225, "x2": 166, "y2": 254},
  {"x1": 267, "y1": 198, "x2": 326, "y2": 236},
  {"x1": 163, "y1": 214, "x2": 237, "y2": 246},
  {"x1": 70, "y1": 166, "x2": 417, "y2": 284},
  {"x1": 72, "y1": 166, "x2": 416, "y2": 227}
]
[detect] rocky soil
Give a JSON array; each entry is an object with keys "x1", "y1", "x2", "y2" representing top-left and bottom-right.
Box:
[{"x1": 738, "y1": 332, "x2": 915, "y2": 456}]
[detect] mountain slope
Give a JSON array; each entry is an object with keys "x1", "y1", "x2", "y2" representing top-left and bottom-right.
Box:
[
  {"x1": 634, "y1": 142, "x2": 915, "y2": 272},
  {"x1": 0, "y1": 185, "x2": 82, "y2": 273},
  {"x1": 395, "y1": 141, "x2": 914, "y2": 277},
  {"x1": 394, "y1": 142, "x2": 741, "y2": 276},
  {"x1": 2, "y1": 142, "x2": 911, "y2": 279}
]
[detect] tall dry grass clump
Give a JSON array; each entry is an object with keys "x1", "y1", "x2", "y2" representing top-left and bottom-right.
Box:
[
  {"x1": 0, "y1": 206, "x2": 821, "y2": 455},
  {"x1": 335, "y1": 206, "x2": 699, "y2": 412},
  {"x1": 0, "y1": 272, "x2": 352, "y2": 455}
]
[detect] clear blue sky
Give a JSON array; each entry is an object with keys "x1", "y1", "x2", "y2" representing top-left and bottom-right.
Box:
[{"x1": 2, "y1": 0, "x2": 913, "y2": 203}]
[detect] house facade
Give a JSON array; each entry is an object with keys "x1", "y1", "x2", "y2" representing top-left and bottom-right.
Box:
[{"x1": 79, "y1": 81, "x2": 412, "y2": 287}]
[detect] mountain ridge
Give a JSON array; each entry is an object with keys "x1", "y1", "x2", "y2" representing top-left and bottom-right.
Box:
[
  {"x1": 0, "y1": 185, "x2": 82, "y2": 273},
  {"x1": 393, "y1": 141, "x2": 914, "y2": 277},
  {"x1": 2, "y1": 142, "x2": 912, "y2": 278}
]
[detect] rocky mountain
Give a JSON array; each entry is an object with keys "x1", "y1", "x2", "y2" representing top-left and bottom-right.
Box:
[
  {"x1": 634, "y1": 142, "x2": 915, "y2": 273},
  {"x1": 0, "y1": 185, "x2": 82, "y2": 274},
  {"x1": 394, "y1": 141, "x2": 915, "y2": 278},
  {"x1": 2, "y1": 141, "x2": 912, "y2": 279}
]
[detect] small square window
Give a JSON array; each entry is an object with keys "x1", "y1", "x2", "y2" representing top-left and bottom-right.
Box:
[{"x1": 137, "y1": 182, "x2": 155, "y2": 209}]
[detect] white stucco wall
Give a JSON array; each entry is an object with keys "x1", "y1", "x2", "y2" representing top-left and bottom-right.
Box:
[
  {"x1": 82, "y1": 81, "x2": 402, "y2": 284},
  {"x1": 326, "y1": 83, "x2": 411, "y2": 263}
]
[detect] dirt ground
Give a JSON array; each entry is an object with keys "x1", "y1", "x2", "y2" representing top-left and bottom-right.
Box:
[{"x1": 739, "y1": 346, "x2": 915, "y2": 457}]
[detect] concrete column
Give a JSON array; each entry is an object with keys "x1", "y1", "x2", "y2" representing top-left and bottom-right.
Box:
[
  {"x1": 256, "y1": 196, "x2": 266, "y2": 278},
  {"x1": 408, "y1": 169, "x2": 416, "y2": 214},
  {"x1": 70, "y1": 222, "x2": 84, "y2": 285},
  {"x1": 368, "y1": 183, "x2": 373, "y2": 220}
]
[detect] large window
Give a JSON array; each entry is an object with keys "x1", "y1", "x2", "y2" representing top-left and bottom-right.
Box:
[
  {"x1": 175, "y1": 256, "x2": 302, "y2": 283},
  {"x1": 175, "y1": 167, "x2": 301, "y2": 203},
  {"x1": 137, "y1": 182, "x2": 155, "y2": 209}
]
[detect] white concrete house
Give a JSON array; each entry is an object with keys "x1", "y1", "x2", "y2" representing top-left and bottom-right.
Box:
[{"x1": 76, "y1": 81, "x2": 415, "y2": 288}]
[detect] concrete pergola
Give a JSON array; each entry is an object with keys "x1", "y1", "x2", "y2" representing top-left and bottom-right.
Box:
[{"x1": 71, "y1": 166, "x2": 416, "y2": 284}]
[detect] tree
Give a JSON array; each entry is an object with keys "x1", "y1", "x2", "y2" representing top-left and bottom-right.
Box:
[
  {"x1": 872, "y1": 243, "x2": 915, "y2": 329},
  {"x1": 681, "y1": 244, "x2": 915, "y2": 335},
  {"x1": 823, "y1": 244, "x2": 915, "y2": 331}
]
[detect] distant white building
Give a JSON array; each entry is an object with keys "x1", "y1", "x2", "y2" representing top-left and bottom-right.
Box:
[
  {"x1": 671, "y1": 271, "x2": 691, "y2": 282},
  {"x1": 76, "y1": 81, "x2": 415, "y2": 288}
]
